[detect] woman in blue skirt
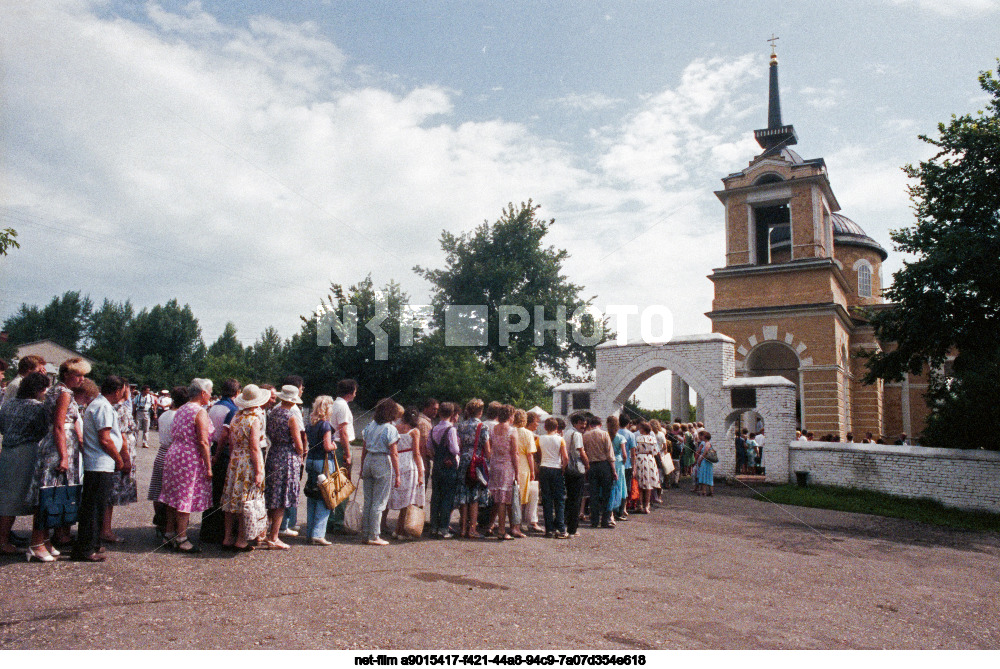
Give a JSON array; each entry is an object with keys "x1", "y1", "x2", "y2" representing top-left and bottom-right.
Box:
[
  {"x1": 606, "y1": 415, "x2": 628, "y2": 519},
  {"x1": 694, "y1": 431, "x2": 715, "y2": 497}
]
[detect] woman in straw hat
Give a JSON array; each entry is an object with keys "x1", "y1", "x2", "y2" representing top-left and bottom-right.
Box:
[
  {"x1": 220, "y1": 384, "x2": 270, "y2": 551},
  {"x1": 263, "y1": 385, "x2": 305, "y2": 549}
]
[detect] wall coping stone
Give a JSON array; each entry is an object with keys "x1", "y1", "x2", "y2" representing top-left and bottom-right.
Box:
[{"x1": 789, "y1": 441, "x2": 1000, "y2": 463}]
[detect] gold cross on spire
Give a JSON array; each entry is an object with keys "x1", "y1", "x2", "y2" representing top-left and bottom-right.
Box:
[{"x1": 767, "y1": 34, "x2": 779, "y2": 56}]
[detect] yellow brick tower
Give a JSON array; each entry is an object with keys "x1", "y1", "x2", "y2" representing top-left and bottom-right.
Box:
[{"x1": 707, "y1": 43, "x2": 892, "y2": 439}]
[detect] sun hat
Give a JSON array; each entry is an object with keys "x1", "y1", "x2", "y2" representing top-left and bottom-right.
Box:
[
  {"x1": 234, "y1": 384, "x2": 271, "y2": 409},
  {"x1": 276, "y1": 384, "x2": 303, "y2": 404}
]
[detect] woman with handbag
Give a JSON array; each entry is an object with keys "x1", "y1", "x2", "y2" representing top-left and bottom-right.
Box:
[
  {"x1": 454, "y1": 399, "x2": 489, "y2": 539},
  {"x1": 0, "y1": 372, "x2": 50, "y2": 558},
  {"x1": 220, "y1": 385, "x2": 270, "y2": 551},
  {"x1": 26, "y1": 358, "x2": 90, "y2": 552},
  {"x1": 487, "y1": 404, "x2": 519, "y2": 540},
  {"x1": 388, "y1": 407, "x2": 425, "y2": 540},
  {"x1": 263, "y1": 385, "x2": 305, "y2": 550},
  {"x1": 694, "y1": 430, "x2": 716, "y2": 496},
  {"x1": 358, "y1": 398, "x2": 402, "y2": 546},
  {"x1": 301, "y1": 394, "x2": 336, "y2": 546}
]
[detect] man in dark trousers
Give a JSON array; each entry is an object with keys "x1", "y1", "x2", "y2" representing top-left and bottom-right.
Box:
[{"x1": 73, "y1": 375, "x2": 130, "y2": 562}]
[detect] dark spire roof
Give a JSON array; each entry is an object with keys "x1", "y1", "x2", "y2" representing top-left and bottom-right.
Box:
[{"x1": 754, "y1": 48, "x2": 797, "y2": 156}]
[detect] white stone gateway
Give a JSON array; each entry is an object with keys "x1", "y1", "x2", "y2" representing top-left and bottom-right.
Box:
[{"x1": 553, "y1": 333, "x2": 798, "y2": 482}]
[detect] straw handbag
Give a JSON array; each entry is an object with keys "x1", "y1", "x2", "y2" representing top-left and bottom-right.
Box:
[{"x1": 319, "y1": 450, "x2": 355, "y2": 510}]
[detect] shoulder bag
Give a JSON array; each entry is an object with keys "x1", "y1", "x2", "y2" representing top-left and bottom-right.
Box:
[
  {"x1": 319, "y1": 449, "x2": 356, "y2": 511},
  {"x1": 242, "y1": 493, "x2": 268, "y2": 541},
  {"x1": 38, "y1": 472, "x2": 82, "y2": 529},
  {"x1": 467, "y1": 423, "x2": 489, "y2": 487},
  {"x1": 704, "y1": 444, "x2": 719, "y2": 463}
]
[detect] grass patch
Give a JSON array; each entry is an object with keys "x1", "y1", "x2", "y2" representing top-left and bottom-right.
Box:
[{"x1": 764, "y1": 483, "x2": 1000, "y2": 533}]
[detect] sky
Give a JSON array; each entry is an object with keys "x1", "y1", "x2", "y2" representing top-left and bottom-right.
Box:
[{"x1": 2, "y1": 0, "x2": 999, "y2": 407}]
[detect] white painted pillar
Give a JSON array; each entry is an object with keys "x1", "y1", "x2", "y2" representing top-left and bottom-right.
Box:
[
  {"x1": 671, "y1": 373, "x2": 687, "y2": 423},
  {"x1": 901, "y1": 373, "x2": 912, "y2": 438}
]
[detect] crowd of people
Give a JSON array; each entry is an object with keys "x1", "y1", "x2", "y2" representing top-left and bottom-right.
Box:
[{"x1": 0, "y1": 355, "x2": 720, "y2": 561}]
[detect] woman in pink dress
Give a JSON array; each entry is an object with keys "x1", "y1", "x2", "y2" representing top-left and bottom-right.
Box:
[
  {"x1": 487, "y1": 404, "x2": 519, "y2": 540},
  {"x1": 158, "y1": 378, "x2": 214, "y2": 554}
]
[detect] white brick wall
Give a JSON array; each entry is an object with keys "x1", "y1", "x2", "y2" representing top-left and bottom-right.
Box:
[{"x1": 787, "y1": 442, "x2": 1000, "y2": 513}]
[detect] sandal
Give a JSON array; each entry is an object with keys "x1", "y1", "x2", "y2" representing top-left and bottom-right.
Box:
[
  {"x1": 509, "y1": 529, "x2": 526, "y2": 539},
  {"x1": 265, "y1": 540, "x2": 291, "y2": 550},
  {"x1": 172, "y1": 537, "x2": 201, "y2": 554}
]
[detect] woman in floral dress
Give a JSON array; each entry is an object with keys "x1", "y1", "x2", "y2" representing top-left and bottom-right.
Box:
[
  {"x1": 487, "y1": 404, "x2": 519, "y2": 540},
  {"x1": 263, "y1": 385, "x2": 304, "y2": 550},
  {"x1": 454, "y1": 399, "x2": 490, "y2": 539},
  {"x1": 159, "y1": 378, "x2": 214, "y2": 553},
  {"x1": 27, "y1": 358, "x2": 89, "y2": 550},
  {"x1": 220, "y1": 385, "x2": 269, "y2": 550},
  {"x1": 632, "y1": 422, "x2": 660, "y2": 514}
]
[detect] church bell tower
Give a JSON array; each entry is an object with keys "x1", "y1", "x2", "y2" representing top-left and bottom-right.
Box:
[{"x1": 707, "y1": 40, "x2": 889, "y2": 439}]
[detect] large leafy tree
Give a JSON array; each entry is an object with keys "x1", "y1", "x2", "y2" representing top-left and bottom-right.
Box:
[
  {"x1": 864, "y1": 62, "x2": 1000, "y2": 450},
  {"x1": 415, "y1": 201, "x2": 601, "y2": 379},
  {"x1": 286, "y1": 276, "x2": 427, "y2": 408},
  {"x1": 2, "y1": 291, "x2": 93, "y2": 350}
]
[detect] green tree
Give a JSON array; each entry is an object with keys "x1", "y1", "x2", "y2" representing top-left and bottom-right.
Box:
[
  {"x1": 286, "y1": 276, "x2": 427, "y2": 408},
  {"x1": 86, "y1": 299, "x2": 135, "y2": 365},
  {"x1": 208, "y1": 322, "x2": 243, "y2": 358},
  {"x1": 245, "y1": 326, "x2": 288, "y2": 384},
  {"x1": 415, "y1": 201, "x2": 602, "y2": 378},
  {"x1": 415, "y1": 345, "x2": 552, "y2": 409},
  {"x1": 130, "y1": 300, "x2": 205, "y2": 382},
  {"x1": 0, "y1": 227, "x2": 17, "y2": 256},
  {"x1": 864, "y1": 62, "x2": 1000, "y2": 450},
  {"x1": 2, "y1": 291, "x2": 93, "y2": 350}
]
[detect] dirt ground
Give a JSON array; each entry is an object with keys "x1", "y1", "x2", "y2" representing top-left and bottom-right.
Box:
[{"x1": 1, "y1": 430, "x2": 998, "y2": 650}]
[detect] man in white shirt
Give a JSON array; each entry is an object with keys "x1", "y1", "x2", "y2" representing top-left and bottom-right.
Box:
[
  {"x1": 134, "y1": 385, "x2": 156, "y2": 448},
  {"x1": 73, "y1": 375, "x2": 129, "y2": 562},
  {"x1": 327, "y1": 379, "x2": 358, "y2": 535},
  {"x1": 0, "y1": 355, "x2": 46, "y2": 410},
  {"x1": 562, "y1": 413, "x2": 589, "y2": 537}
]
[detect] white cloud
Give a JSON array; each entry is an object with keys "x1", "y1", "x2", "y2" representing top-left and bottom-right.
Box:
[
  {"x1": 887, "y1": 0, "x2": 1000, "y2": 15},
  {"x1": 800, "y1": 79, "x2": 845, "y2": 110},
  {"x1": 0, "y1": 3, "x2": 794, "y2": 350},
  {"x1": 552, "y1": 93, "x2": 625, "y2": 112}
]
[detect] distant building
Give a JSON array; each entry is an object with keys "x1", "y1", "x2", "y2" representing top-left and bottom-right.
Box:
[{"x1": 14, "y1": 339, "x2": 96, "y2": 378}]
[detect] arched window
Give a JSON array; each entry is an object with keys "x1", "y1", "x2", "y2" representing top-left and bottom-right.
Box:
[
  {"x1": 853, "y1": 259, "x2": 874, "y2": 298},
  {"x1": 858, "y1": 264, "x2": 872, "y2": 298}
]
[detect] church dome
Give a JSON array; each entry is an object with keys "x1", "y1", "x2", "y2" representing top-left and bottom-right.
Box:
[
  {"x1": 767, "y1": 213, "x2": 887, "y2": 261},
  {"x1": 831, "y1": 213, "x2": 888, "y2": 260}
]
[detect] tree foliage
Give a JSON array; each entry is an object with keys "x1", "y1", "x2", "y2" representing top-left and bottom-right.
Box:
[
  {"x1": 2, "y1": 291, "x2": 92, "y2": 350},
  {"x1": 415, "y1": 201, "x2": 601, "y2": 378},
  {"x1": 0, "y1": 227, "x2": 19, "y2": 256},
  {"x1": 864, "y1": 62, "x2": 1000, "y2": 449},
  {"x1": 286, "y1": 276, "x2": 427, "y2": 408}
]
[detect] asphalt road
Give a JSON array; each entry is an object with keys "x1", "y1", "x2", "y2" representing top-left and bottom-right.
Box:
[{"x1": 1, "y1": 429, "x2": 998, "y2": 649}]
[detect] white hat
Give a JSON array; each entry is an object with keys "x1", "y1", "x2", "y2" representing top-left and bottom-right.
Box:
[
  {"x1": 276, "y1": 384, "x2": 303, "y2": 404},
  {"x1": 234, "y1": 384, "x2": 271, "y2": 409}
]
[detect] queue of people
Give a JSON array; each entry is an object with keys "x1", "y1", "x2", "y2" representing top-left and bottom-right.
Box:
[{"x1": 0, "y1": 359, "x2": 720, "y2": 561}]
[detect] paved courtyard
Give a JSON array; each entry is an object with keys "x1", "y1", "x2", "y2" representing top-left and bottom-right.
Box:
[{"x1": 1, "y1": 431, "x2": 998, "y2": 650}]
